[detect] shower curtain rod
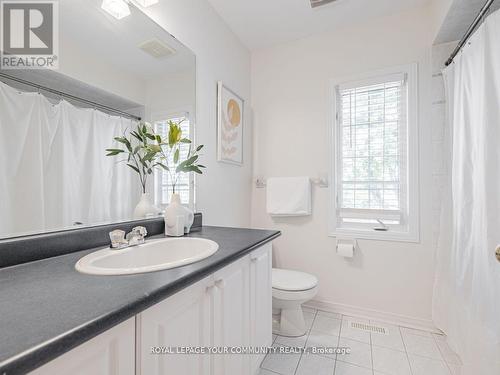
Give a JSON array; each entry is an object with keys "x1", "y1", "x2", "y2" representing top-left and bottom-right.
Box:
[
  {"x1": 445, "y1": 0, "x2": 496, "y2": 66},
  {"x1": 0, "y1": 72, "x2": 142, "y2": 121}
]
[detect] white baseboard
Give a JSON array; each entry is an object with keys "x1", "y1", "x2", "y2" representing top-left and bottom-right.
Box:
[{"x1": 304, "y1": 299, "x2": 441, "y2": 334}]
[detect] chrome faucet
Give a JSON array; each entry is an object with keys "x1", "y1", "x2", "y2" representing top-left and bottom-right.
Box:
[{"x1": 109, "y1": 226, "x2": 147, "y2": 249}]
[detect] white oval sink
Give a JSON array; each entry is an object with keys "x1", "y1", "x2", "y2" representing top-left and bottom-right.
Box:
[{"x1": 75, "y1": 238, "x2": 219, "y2": 275}]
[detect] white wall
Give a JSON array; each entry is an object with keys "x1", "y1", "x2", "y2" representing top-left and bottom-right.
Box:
[
  {"x1": 145, "y1": 70, "x2": 195, "y2": 120},
  {"x1": 251, "y1": 5, "x2": 438, "y2": 326},
  {"x1": 430, "y1": 0, "x2": 454, "y2": 41},
  {"x1": 58, "y1": 32, "x2": 146, "y2": 104},
  {"x1": 143, "y1": 0, "x2": 253, "y2": 227}
]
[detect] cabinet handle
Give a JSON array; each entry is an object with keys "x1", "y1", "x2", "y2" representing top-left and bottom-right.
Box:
[
  {"x1": 215, "y1": 279, "x2": 225, "y2": 289},
  {"x1": 206, "y1": 284, "x2": 215, "y2": 293},
  {"x1": 251, "y1": 253, "x2": 263, "y2": 262}
]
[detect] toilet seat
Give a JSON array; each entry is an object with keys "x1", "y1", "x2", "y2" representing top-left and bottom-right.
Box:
[
  {"x1": 272, "y1": 285, "x2": 318, "y2": 301},
  {"x1": 272, "y1": 268, "x2": 318, "y2": 291}
]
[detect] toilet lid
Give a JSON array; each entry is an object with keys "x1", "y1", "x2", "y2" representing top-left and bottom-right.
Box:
[{"x1": 272, "y1": 268, "x2": 318, "y2": 291}]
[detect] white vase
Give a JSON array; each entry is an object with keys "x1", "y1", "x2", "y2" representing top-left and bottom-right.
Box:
[
  {"x1": 164, "y1": 193, "x2": 185, "y2": 236},
  {"x1": 164, "y1": 193, "x2": 194, "y2": 236},
  {"x1": 133, "y1": 193, "x2": 159, "y2": 219}
]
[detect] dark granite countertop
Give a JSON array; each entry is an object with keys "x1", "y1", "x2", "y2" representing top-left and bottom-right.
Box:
[{"x1": 0, "y1": 226, "x2": 280, "y2": 375}]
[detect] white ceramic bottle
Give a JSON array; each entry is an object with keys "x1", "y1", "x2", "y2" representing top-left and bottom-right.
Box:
[{"x1": 164, "y1": 193, "x2": 186, "y2": 236}]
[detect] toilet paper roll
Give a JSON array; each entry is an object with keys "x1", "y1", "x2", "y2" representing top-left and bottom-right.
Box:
[{"x1": 337, "y1": 243, "x2": 354, "y2": 258}]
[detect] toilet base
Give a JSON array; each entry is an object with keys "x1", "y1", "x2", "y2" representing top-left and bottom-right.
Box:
[{"x1": 273, "y1": 306, "x2": 307, "y2": 337}]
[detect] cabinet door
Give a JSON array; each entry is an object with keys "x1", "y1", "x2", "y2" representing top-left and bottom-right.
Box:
[
  {"x1": 30, "y1": 318, "x2": 135, "y2": 375},
  {"x1": 249, "y1": 243, "x2": 273, "y2": 372},
  {"x1": 212, "y1": 256, "x2": 250, "y2": 375},
  {"x1": 138, "y1": 276, "x2": 212, "y2": 375}
]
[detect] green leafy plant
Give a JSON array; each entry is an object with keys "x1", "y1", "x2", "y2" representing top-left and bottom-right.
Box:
[
  {"x1": 106, "y1": 122, "x2": 160, "y2": 194},
  {"x1": 106, "y1": 120, "x2": 205, "y2": 195},
  {"x1": 154, "y1": 120, "x2": 205, "y2": 194}
]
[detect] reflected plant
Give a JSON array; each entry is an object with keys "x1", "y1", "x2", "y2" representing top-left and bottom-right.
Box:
[
  {"x1": 106, "y1": 120, "x2": 205, "y2": 195},
  {"x1": 106, "y1": 122, "x2": 160, "y2": 194}
]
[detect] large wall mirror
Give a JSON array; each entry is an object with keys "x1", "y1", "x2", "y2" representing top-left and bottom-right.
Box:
[{"x1": 0, "y1": 0, "x2": 196, "y2": 239}]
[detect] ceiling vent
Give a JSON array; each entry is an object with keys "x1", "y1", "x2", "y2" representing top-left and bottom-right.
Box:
[
  {"x1": 310, "y1": 0, "x2": 338, "y2": 8},
  {"x1": 138, "y1": 39, "x2": 176, "y2": 59}
]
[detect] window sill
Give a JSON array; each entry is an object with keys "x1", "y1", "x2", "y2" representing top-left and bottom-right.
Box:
[{"x1": 329, "y1": 228, "x2": 419, "y2": 243}]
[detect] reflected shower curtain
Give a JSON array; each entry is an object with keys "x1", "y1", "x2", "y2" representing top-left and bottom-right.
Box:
[
  {"x1": 0, "y1": 81, "x2": 138, "y2": 237},
  {"x1": 434, "y1": 9, "x2": 500, "y2": 375}
]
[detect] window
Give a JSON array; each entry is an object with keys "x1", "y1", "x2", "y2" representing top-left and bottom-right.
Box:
[
  {"x1": 153, "y1": 113, "x2": 194, "y2": 208},
  {"x1": 330, "y1": 65, "x2": 419, "y2": 242}
]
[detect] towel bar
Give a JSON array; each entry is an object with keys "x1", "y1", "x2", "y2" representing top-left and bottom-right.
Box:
[{"x1": 255, "y1": 177, "x2": 328, "y2": 189}]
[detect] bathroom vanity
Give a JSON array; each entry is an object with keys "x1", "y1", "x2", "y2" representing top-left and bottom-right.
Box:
[{"x1": 0, "y1": 225, "x2": 279, "y2": 375}]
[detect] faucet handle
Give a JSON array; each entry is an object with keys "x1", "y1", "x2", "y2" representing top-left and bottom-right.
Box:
[
  {"x1": 109, "y1": 229, "x2": 126, "y2": 249},
  {"x1": 132, "y1": 226, "x2": 147, "y2": 237},
  {"x1": 126, "y1": 226, "x2": 147, "y2": 246}
]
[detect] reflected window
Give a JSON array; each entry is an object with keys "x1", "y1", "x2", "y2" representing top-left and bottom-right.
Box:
[{"x1": 153, "y1": 113, "x2": 193, "y2": 208}]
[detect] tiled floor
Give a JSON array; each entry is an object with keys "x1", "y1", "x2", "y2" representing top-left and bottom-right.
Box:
[{"x1": 259, "y1": 307, "x2": 462, "y2": 375}]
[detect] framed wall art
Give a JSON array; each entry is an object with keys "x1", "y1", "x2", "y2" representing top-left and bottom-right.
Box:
[{"x1": 217, "y1": 81, "x2": 244, "y2": 165}]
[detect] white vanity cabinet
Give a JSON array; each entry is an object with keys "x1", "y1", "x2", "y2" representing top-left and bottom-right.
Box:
[
  {"x1": 138, "y1": 242, "x2": 272, "y2": 375},
  {"x1": 211, "y1": 255, "x2": 251, "y2": 375},
  {"x1": 249, "y1": 243, "x2": 273, "y2": 369},
  {"x1": 136, "y1": 275, "x2": 213, "y2": 375},
  {"x1": 30, "y1": 318, "x2": 135, "y2": 375}
]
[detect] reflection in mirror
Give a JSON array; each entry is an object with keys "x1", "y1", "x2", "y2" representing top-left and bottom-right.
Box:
[{"x1": 0, "y1": 0, "x2": 196, "y2": 239}]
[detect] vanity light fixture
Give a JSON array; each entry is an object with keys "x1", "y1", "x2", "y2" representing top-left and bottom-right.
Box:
[
  {"x1": 135, "y1": 0, "x2": 159, "y2": 7},
  {"x1": 101, "y1": 0, "x2": 131, "y2": 20}
]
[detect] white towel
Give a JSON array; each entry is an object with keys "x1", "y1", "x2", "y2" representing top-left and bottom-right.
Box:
[{"x1": 266, "y1": 177, "x2": 311, "y2": 216}]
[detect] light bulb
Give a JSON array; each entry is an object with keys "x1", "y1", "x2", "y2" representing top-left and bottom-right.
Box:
[{"x1": 101, "y1": 0, "x2": 131, "y2": 20}]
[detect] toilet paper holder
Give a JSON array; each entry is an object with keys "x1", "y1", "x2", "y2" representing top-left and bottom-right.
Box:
[
  {"x1": 336, "y1": 237, "x2": 357, "y2": 249},
  {"x1": 336, "y1": 237, "x2": 357, "y2": 258}
]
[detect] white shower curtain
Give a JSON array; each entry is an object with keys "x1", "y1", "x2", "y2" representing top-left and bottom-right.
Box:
[
  {"x1": 0, "y1": 81, "x2": 139, "y2": 237},
  {"x1": 434, "y1": 9, "x2": 500, "y2": 375}
]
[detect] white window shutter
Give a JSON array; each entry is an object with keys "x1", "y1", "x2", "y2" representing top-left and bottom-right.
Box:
[
  {"x1": 336, "y1": 75, "x2": 408, "y2": 228},
  {"x1": 153, "y1": 114, "x2": 192, "y2": 207}
]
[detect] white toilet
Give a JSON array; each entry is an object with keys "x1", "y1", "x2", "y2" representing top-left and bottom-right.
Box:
[{"x1": 272, "y1": 268, "x2": 318, "y2": 337}]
